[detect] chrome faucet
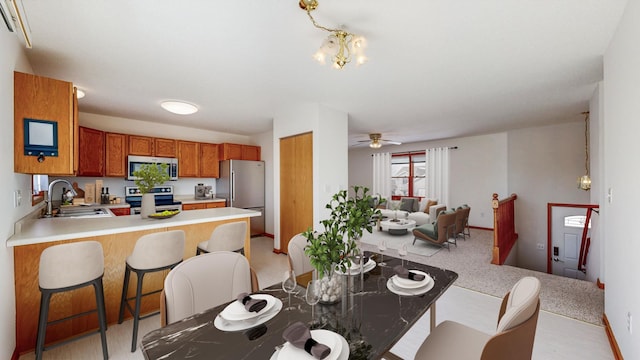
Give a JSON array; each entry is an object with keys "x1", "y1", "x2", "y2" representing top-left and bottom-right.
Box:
[{"x1": 44, "y1": 179, "x2": 77, "y2": 217}]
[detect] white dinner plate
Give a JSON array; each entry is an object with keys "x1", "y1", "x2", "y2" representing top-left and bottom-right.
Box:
[
  {"x1": 335, "y1": 258, "x2": 376, "y2": 275},
  {"x1": 387, "y1": 278, "x2": 435, "y2": 296},
  {"x1": 214, "y1": 297, "x2": 282, "y2": 332},
  {"x1": 273, "y1": 329, "x2": 346, "y2": 360},
  {"x1": 392, "y1": 270, "x2": 431, "y2": 289},
  {"x1": 219, "y1": 294, "x2": 276, "y2": 321}
]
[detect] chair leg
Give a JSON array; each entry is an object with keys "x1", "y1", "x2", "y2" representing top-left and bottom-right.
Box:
[
  {"x1": 35, "y1": 290, "x2": 52, "y2": 360},
  {"x1": 94, "y1": 278, "x2": 109, "y2": 360},
  {"x1": 118, "y1": 266, "x2": 131, "y2": 324},
  {"x1": 131, "y1": 271, "x2": 145, "y2": 352}
]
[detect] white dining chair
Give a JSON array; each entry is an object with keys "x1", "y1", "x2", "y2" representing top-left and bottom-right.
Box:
[
  {"x1": 414, "y1": 276, "x2": 541, "y2": 360},
  {"x1": 196, "y1": 221, "x2": 248, "y2": 255},
  {"x1": 162, "y1": 251, "x2": 258, "y2": 325}
]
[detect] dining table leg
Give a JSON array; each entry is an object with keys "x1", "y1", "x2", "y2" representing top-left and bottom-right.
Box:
[{"x1": 430, "y1": 302, "x2": 436, "y2": 331}]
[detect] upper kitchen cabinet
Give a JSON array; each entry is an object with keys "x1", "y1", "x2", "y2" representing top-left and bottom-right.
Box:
[
  {"x1": 242, "y1": 145, "x2": 261, "y2": 161},
  {"x1": 154, "y1": 138, "x2": 176, "y2": 158},
  {"x1": 14, "y1": 72, "x2": 78, "y2": 175},
  {"x1": 105, "y1": 132, "x2": 127, "y2": 177},
  {"x1": 77, "y1": 127, "x2": 105, "y2": 177},
  {"x1": 219, "y1": 143, "x2": 261, "y2": 161},
  {"x1": 199, "y1": 143, "x2": 219, "y2": 178},
  {"x1": 128, "y1": 135, "x2": 154, "y2": 156},
  {"x1": 177, "y1": 140, "x2": 199, "y2": 177}
]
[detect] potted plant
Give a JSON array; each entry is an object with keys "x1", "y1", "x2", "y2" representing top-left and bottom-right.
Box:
[
  {"x1": 132, "y1": 163, "x2": 170, "y2": 218},
  {"x1": 303, "y1": 186, "x2": 381, "y2": 303}
]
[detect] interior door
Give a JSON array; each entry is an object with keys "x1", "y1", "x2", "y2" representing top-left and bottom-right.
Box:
[
  {"x1": 551, "y1": 207, "x2": 589, "y2": 279},
  {"x1": 279, "y1": 132, "x2": 313, "y2": 253}
]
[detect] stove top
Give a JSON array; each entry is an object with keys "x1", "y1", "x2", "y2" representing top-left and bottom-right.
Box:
[{"x1": 125, "y1": 185, "x2": 181, "y2": 208}]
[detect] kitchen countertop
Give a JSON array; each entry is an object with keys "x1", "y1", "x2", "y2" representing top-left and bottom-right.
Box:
[
  {"x1": 174, "y1": 195, "x2": 226, "y2": 204},
  {"x1": 7, "y1": 207, "x2": 260, "y2": 247}
]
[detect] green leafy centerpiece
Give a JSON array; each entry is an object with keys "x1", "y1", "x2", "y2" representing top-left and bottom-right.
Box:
[
  {"x1": 303, "y1": 186, "x2": 381, "y2": 303},
  {"x1": 132, "y1": 163, "x2": 170, "y2": 218}
]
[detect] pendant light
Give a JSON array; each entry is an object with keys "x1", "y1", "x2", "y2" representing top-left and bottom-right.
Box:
[{"x1": 577, "y1": 112, "x2": 591, "y2": 191}]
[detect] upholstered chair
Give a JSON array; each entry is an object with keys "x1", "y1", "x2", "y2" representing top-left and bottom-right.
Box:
[
  {"x1": 196, "y1": 221, "x2": 247, "y2": 255},
  {"x1": 36, "y1": 241, "x2": 108, "y2": 360},
  {"x1": 412, "y1": 210, "x2": 457, "y2": 250},
  {"x1": 287, "y1": 233, "x2": 315, "y2": 286},
  {"x1": 118, "y1": 230, "x2": 185, "y2": 351},
  {"x1": 162, "y1": 251, "x2": 256, "y2": 325},
  {"x1": 414, "y1": 276, "x2": 541, "y2": 360}
]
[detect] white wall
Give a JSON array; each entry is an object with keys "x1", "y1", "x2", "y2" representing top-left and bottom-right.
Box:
[
  {"x1": 587, "y1": 83, "x2": 603, "y2": 283},
  {"x1": 273, "y1": 104, "x2": 348, "y2": 249},
  {"x1": 349, "y1": 132, "x2": 508, "y2": 230},
  {"x1": 603, "y1": 0, "x2": 640, "y2": 357},
  {"x1": 508, "y1": 122, "x2": 590, "y2": 272},
  {"x1": 252, "y1": 129, "x2": 274, "y2": 235},
  {"x1": 1, "y1": 28, "x2": 35, "y2": 359}
]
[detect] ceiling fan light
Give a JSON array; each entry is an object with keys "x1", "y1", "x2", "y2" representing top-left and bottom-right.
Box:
[
  {"x1": 160, "y1": 100, "x2": 198, "y2": 115},
  {"x1": 369, "y1": 140, "x2": 382, "y2": 149}
]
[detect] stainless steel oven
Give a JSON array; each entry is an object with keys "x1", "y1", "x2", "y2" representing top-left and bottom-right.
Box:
[{"x1": 125, "y1": 185, "x2": 182, "y2": 214}]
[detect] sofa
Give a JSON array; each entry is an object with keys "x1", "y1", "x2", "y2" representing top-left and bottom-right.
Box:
[{"x1": 378, "y1": 197, "x2": 445, "y2": 226}]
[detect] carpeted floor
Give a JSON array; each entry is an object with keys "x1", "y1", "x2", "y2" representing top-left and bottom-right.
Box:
[{"x1": 358, "y1": 228, "x2": 604, "y2": 326}]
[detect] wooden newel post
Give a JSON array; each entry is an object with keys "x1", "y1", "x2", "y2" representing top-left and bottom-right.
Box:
[{"x1": 492, "y1": 193, "x2": 500, "y2": 265}]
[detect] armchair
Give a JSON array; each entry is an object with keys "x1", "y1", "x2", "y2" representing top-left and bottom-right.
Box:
[{"x1": 412, "y1": 210, "x2": 457, "y2": 250}]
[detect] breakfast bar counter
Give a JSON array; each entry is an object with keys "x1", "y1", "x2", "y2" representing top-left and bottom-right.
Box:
[
  {"x1": 9, "y1": 207, "x2": 260, "y2": 355},
  {"x1": 7, "y1": 207, "x2": 259, "y2": 247}
]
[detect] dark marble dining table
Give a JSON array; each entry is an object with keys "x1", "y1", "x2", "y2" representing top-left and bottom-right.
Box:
[{"x1": 141, "y1": 254, "x2": 458, "y2": 360}]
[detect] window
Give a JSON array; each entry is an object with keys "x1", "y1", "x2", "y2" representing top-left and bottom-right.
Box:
[{"x1": 391, "y1": 152, "x2": 426, "y2": 199}]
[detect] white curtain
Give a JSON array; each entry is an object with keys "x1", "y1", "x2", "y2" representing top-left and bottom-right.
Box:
[
  {"x1": 372, "y1": 152, "x2": 391, "y2": 203},
  {"x1": 427, "y1": 147, "x2": 450, "y2": 207}
]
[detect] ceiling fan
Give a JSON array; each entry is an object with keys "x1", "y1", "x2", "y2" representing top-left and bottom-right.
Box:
[{"x1": 357, "y1": 133, "x2": 402, "y2": 148}]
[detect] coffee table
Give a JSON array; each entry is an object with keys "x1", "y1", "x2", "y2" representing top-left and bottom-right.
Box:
[{"x1": 380, "y1": 219, "x2": 416, "y2": 235}]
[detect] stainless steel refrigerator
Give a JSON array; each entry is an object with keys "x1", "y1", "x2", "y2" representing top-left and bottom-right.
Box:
[{"x1": 218, "y1": 160, "x2": 265, "y2": 236}]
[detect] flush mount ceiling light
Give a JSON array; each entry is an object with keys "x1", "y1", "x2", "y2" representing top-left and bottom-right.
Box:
[
  {"x1": 577, "y1": 112, "x2": 591, "y2": 191},
  {"x1": 76, "y1": 89, "x2": 85, "y2": 99},
  {"x1": 299, "y1": 0, "x2": 367, "y2": 69},
  {"x1": 160, "y1": 100, "x2": 198, "y2": 115}
]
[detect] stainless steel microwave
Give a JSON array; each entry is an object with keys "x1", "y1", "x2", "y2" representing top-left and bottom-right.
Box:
[{"x1": 127, "y1": 155, "x2": 178, "y2": 180}]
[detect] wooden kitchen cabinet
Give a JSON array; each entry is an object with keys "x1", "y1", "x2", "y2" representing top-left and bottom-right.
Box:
[
  {"x1": 182, "y1": 201, "x2": 225, "y2": 211},
  {"x1": 206, "y1": 201, "x2": 226, "y2": 208},
  {"x1": 219, "y1": 143, "x2": 261, "y2": 161},
  {"x1": 105, "y1": 132, "x2": 127, "y2": 177},
  {"x1": 154, "y1": 138, "x2": 177, "y2": 157},
  {"x1": 199, "y1": 142, "x2": 219, "y2": 178},
  {"x1": 182, "y1": 203, "x2": 206, "y2": 211},
  {"x1": 109, "y1": 207, "x2": 131, "y2": 216},
  {"x1": 177, "y1": 140, "x2": 199, "y2": 177},
  {"x1": 128, "y1": 135, "x2": 154, "y2": 156},
  {"x1": 219, "y1": 143, "x2": 242, "y2": 160},
  {"x1": 14, "y1": 71, "x2": 78, "y2": 175},
  {"x1": 242, "y1": 145, "x2": 261, "y2": 161},
  {"x1": 77, "y1": 127, "x2": 105, "y2": 176}
]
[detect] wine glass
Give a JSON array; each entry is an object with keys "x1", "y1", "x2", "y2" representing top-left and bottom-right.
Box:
[
  {"x1": 305, "y1": 280, "x2": 320, "y2": 323},
  {"x1": 378, "y1": 240, "x2": 387, "y2": 267},
  {"x1": 398, "y1": 243, "x2": 408, "y2": 267},
  {"x1": 282, "y1": 270, "x2": 297, "y2": 310}
]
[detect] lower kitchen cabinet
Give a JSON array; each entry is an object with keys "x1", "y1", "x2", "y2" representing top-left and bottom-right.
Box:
[
  {"x1": 182, "y1": 201, "x2": 225, "y2": 211},
  {"x1": 110, "y1": 207, "x2": 131, "y2": 216}
]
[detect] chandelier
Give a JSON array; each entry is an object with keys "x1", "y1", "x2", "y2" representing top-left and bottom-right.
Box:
[
  {"x1": 299, "y1": 0, "x2": 367, "y2": 69},
  {"x1": 577, "y1": 112, "x2": 591, "y2": 191}
]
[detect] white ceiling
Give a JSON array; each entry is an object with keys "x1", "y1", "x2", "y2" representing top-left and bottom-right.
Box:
[{"x1": 13, "y1": 0, "x2": 627, "y2": 147}]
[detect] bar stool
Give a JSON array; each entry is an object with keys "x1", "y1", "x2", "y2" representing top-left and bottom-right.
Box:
[
  {"x1": 118, "y1": 230, "x2": 185, "y2": 352},
  {"x1": 196, "y1": 221, "x2": 247, "y2": 255},
  {"x1": 36, "y1": 241, "x2": 108, "y2": 360}
]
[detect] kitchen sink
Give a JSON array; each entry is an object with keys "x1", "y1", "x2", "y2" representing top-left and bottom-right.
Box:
[{"x1": 53, "y1": 207, "x2": 113, "y2": 218}]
